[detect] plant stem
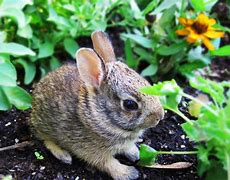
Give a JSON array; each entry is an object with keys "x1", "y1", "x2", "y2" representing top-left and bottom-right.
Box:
[
  {"x1": 157, "y1": 151, "x2": 197, "y2": 155},
  {"x1": 181, "y1": 92, "x2": 218, "y2": 116},
  {"x1": 226, "y1": 151, "x2": 230, "y2": 180},
  {"x1": 169, "y1": 108, "x2": 194, "y2": 125}
]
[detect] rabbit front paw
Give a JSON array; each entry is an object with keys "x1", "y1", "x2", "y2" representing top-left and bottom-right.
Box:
[
  {"x1": 44, "y1": 140, "x2": 72, "y2": 164},
  {"x1": 113, "y1": 165, "x2": 139, "y2": 180},
  {"x1": 123, "y1": 144, "x2": 140, "y2": 162},
  {"x1": 105, "y1": 157, "x2": 139, "y2": 180}
]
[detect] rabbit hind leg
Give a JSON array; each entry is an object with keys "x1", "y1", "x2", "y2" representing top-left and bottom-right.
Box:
[{"x1": 44, "y1": 139, "x2": 72, "y2": 164}]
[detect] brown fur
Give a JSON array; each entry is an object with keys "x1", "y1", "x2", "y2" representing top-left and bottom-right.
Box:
[{"x1": 30, "y1": 31, "x2": 164, "y2": 180}]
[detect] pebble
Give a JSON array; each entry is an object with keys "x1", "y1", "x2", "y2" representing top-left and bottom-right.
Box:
[
  {"x1": 32, "y1": 172, "x2": 36, "y2": 175},
  {"x1": 180, "y1": 145, "x2": 186, "y2": 148},
  {"x1": 5, "y1": 122, "x2": 11, "y2": 127},
  {"x1": 181, "y1": 135, "x2": 186, "y2": 139},
  {"x1": 75, "y1": 177, "x2": 80, "y2": 180},
  {"x1": 40, "y1": 166, "x2": 45, "y2": 171},
  {"x1": 15, "y1": 138, "x2": 19, "y2": 143}
]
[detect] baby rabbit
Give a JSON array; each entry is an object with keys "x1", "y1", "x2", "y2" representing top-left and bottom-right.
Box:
[{"x1": 30, "y1": 31, "x2": 164, "y2": 180}]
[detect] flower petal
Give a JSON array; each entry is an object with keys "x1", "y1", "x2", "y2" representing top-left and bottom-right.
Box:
[
  {"x1": 179, "y1": 18, "x2": 194, "y2": 26},
  {"x1": 197, "y1": 13, "x2": 208, "y2": 23},
  {"x1": 208, "y1": 18, "x2": 216, "y2": 26},
  {"x1": 176, "y1": 29, "x2": 189, "y2": 36},
  {"x1": 187, "y1": 37, "x2": 196, "y2": 43},
  {"x1": 202, "y1": 37, "x2": 215, "y2": 50},
  {"x1": 189, "y1": 31, "x2": 201, "y2": 40},
  {"x1": 204, "y1": 31, "x2": 224, "y2": 38},
  {"x1": 179, "y1": 18, "x2": 188, "y2": 26}
]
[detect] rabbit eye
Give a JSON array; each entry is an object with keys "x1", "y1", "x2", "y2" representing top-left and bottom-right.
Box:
[{"x1": 122, "y1": 99, "x2": 138, "y2": 111}]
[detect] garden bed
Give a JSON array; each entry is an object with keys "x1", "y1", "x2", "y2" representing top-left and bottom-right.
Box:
[{"x1": 1, "y1": 28, "x2": 229, "y2": 179}]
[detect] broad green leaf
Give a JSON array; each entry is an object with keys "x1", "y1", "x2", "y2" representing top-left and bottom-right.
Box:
[
  {"x1": 204, "y1": 0, "x2": 218, "y2": 11},
  {"x1": 122, "y1": 33, "x2": 153, "y2": 48},
  {"x1": 17, "y1": 24, "x2": 33, "y2": 39},
  {"x1": 0, "y1": 42, "x2": 35, "y2": 56},
  {"x1": 64, "y1": 38, "x2": 79, "y2": 58},
  {"x1": 48, "y1": 6, "x2": 71, "y2": 28},
  {"x1": 38, "y1": 41, "x2": 54, "y2": 58},
  {"x1": 188, "y1": 46, "x2": 210, "y2": 64},
  {"x1": 0, "y1": 87, "x2": 11, "y2": 110},
  {"x1": 150, "y1": 0, "x2": 178, "y2": 15},
  {"x1": 159, "y1": 5, "x2": 176, "y2": 27},
  {"x1": 2, "y1": 86, "x2": 31, "y2": 110},
  {"x1": 15, "y1": 59, "x2": 36, "y2": 85},
  {"x1": 142, "y1": 0, "x2": 159, "y2": 15},
  {"x1": 134, "y1": 47, "x2": 154, "y2": 63},
  {"x1": 129, "y1": 0, "x2": 142, "y2": 19},
  {"x1": 138, "y1": 144, "x2": 158, "y2": 166},
  {"x1": 157, "y1": 41, "x2": 186, "y2": 56},
  {"x1": 0, "y1": 8, "x2": 26, "y2": 28},
  {"x1": 178, "y1": 61, "x2": 206, "y2": 77},
  {"x1": 141, "y1": 64, "x2": 157, "y2": 76},
  {"x1": 0, "y1": 31, "x2": 6, "y2": 42},
  {"x1": 0, "y1": 0, "x2": 32, "y2": 10},
  {"x1": 190, "y1": 0, "x2": 205, "y2": 12},
  {"x1": 140, "y1": 79, "x2": 181, "y2": 96},
  {"x1": 50, "y1": 56, "x2": 61, "y2": 71},
  {"x1": 125, "y1": 39, "x2": 137, "y2": 68},
  {"x1": 213, "y1": 24, "x2": 230, "y2": 33},
  {"x1": 0, "y1": 59, "x2": 16, "y2": 86},
  {"x1": 210, "y1": 45, "x2": 230, "y2": 56}
]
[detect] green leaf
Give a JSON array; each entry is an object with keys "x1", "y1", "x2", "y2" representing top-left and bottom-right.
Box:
[
  {"x1": 63, "y1": 38, "x2": 79, "y2": 58},
  {"x1": 0, "y1": 87, "x2": 11, "y2": 110},
  {"x1": 48, "y1": 6, "x2": 71, "y2": 28},
  {"x1": 0, "y1": 0, "x2": 32, "y2": 10},
  {"x1": 157, "y1": 41, "x2": 186, "y2": 56},
  {"x1": 17, "y1": 24, "x2": 33, "y2": 39},
  {"x1": 50, "y1": 56, "x2": 61, "y2": 71},
  {"x1": 0, "y1": 8, "x2": 26, "y2": 28},
  {"x1": 38, "y1": 41, "x2": 54, "y2": 58},
  {"x1": 15, "y1": 59, "x2": 36, "y2": 85},
  {"x1": 210, "y1": 45, "x2": 230, "y2": 56},
  {"x1": 2, "y1": 86, "x2": 31, "y2": 110},
  {"x1": 141, "y1": 64, "x2": 157, "y2": 76},
  {"x1": 140, "y1": 79, "x2": 182, "y2": 96},
  {"x1": 0, "y1": 42, "x2": 35, "y2": 56},
  {"x1": 125, "y1": 39, "x2": 137, "y2": 68},
  {"x1": 0, "y1": 31, "x2": 7, "y2": 42},
  {"x1": 34, "y1": 151, "x2": 44, "y2": 160},
  {"x1": 142, "y1": 0, "x2": 159, "y2": 15},
  {"x1": 0, "y1": 58, "x2": 17, "y2": 86},
  {"x1": 150, "y1": 0, "x2": 178, "y2": 15},
  {"x1": 138, "y1": 144, "x2": 158, "y2": 166},
  {"x1": 122, "y1": 33, "x2": 153, "y2": 48},
  {"x1": 190, "y1": 0, "x2": 205, "y2": 12},
  {"x1": 178, "y1": 61, "x2": 206, "y2": 77},
  {"x1": 159, "y1": 5, "x2": 176, "y2": 27},
  {"x1": 188, "y1": 46, "x2": 210, "y2": 64}
]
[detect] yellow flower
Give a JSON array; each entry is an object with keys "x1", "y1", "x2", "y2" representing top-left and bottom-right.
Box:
[{"x1": 176, "y1": 13, "x2": 224, "y2": 50}]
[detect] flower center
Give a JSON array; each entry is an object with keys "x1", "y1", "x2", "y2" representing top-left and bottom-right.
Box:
[{"x1": 191, "y1": 22, "x2": 208, "y2": 34}]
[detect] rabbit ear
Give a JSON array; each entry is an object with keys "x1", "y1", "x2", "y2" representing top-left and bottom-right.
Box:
[
  {"x1": 76, "y1": 48, "x2": 105, "y2": 87},
  {"x1": 91, "y1": 30, "x2": 116, "y2": 63}
]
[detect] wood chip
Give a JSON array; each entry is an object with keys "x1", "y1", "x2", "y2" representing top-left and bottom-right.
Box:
[
  {"x1": 146, "y1": 162, "x2": 193, "y2": 169},
  {"x1": 0, "y1": 141, "x2": 33, "y2": 152}
]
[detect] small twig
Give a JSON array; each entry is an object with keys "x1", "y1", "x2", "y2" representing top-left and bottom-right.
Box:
[
  {"x1": 145, "y1": 162, "x2": 193, "y2": 169},
  {"x1": 0, "y1": 141, "x2": 33, "y2": 152}
]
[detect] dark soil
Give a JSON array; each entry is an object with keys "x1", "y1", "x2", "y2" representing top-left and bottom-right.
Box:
[
  {"x1": 0, "y1": 107, "x2": 199, "y2": 180},
  {"x1": 1, "y1": 2, "x2": 229, "y2": 177}
]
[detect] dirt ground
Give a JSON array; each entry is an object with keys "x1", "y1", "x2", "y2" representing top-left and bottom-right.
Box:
[{"x1": 0, "y1": 2, "x2": 229, "y2": 178}]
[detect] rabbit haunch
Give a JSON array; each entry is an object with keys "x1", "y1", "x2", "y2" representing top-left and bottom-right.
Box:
[{"x1": 30, "y1": 30, "x2": 164, "y2": 180}]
